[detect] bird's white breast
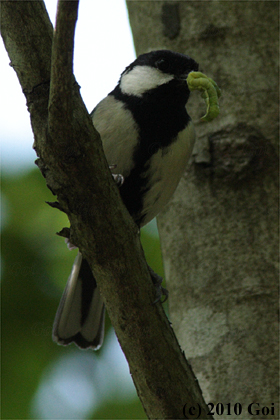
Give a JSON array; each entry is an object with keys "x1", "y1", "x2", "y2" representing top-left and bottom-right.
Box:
[{"x1": 141, "y1": 120, "x2": 195, "y2": 225}]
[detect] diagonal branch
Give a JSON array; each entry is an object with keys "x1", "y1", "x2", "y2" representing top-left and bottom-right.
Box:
[
  {"x1": 48, "y1": 0, "x2": 78, "y2": 151},
  {"x1": 0, "y1": 1, "x2": 213, "y2": 418}
]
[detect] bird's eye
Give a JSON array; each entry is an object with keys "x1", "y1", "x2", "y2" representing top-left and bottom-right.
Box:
[{"x1": 155, "y1": 59, "x2": 170, "y2": 72}]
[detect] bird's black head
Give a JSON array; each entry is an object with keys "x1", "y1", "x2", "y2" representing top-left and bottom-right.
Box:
[
  {"x1": 119, "y1": 50, "x2": 199, "y2": 97},
  {"x1": 128, "y1": 50, "x2": 198, "y2": 78}
]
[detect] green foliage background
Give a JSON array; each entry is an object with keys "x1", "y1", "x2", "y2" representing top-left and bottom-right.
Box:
[{"x1": 2, "y1": 168, "x2": 165, "y2": 419}]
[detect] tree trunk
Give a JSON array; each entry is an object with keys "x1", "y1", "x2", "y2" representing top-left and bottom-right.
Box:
[{"x1": 127, "y1": 1, "x2": 279, "y2": 418}]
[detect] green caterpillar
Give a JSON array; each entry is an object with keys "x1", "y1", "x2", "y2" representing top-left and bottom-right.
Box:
[{"x1": 187, "y1": 71, "x2": 221, "y2": 122}]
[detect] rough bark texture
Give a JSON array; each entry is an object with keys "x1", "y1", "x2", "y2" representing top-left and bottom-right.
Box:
[
  {"x1": 1, "y1": 1, "x2": 215, "y2": 418},
  {"x1": 127, "y1": 1, "x2": 279, "y2": 418}
]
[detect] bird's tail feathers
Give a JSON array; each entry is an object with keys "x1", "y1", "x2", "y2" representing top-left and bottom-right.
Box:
[{"x1": 52, "y1": 252, "x2": 105, "y2": 350}]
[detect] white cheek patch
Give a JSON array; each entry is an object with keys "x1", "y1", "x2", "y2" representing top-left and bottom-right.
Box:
[{"x1": 120, "y1": 65, "x2": 174, "y2": 97}]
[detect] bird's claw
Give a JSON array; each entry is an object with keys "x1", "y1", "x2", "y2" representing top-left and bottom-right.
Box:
[
  {"x1": 154, "y1": 285, "x2": 169, "y2": 304},
  {"x1": 109, "y1": 165, "x2": 124, "y2": 186},
  {"x1": 65, "y1": 238, "x2": 77, "y2": 251},
  {"x1": 148, "y1": 266, "x2": 169, "y2": 303},
  {"x1": 112, "y1": 173, "x2": 124, "y2": 186}
]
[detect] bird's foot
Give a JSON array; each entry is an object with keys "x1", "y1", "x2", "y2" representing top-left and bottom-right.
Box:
[
  {"x1": 112, "y1": 173, "x2": 124, "y2": 186},
  {"x1": 109, "y1": 165, "x2": 124, "y2": 186},
  {"x1": 65, "y1": 238, "x2": 77, "y2": 251},
  {"x1": 148, "y1": 266, "x2": 169, "y2": 303}
]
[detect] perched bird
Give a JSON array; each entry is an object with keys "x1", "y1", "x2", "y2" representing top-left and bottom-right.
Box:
[{"x1": 53, "y1": 50, "x2": 199, "y2": 350}]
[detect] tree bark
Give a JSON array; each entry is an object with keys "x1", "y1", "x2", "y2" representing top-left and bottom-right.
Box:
[
  {"x1": 127, "y1": 1, "x2": 279, "y2": 418},
  {"x1": 1, "y1": 1, "x2": 214, "y2": 418}
]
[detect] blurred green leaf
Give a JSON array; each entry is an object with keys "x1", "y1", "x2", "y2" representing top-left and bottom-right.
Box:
[{"x1": 2, "y1": 168, "x2": 161, "y2": 419}]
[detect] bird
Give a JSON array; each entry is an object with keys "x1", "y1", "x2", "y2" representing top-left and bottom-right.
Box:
[{"x1": 52, "y1": 50, "x2": 199, "y2": 350}]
